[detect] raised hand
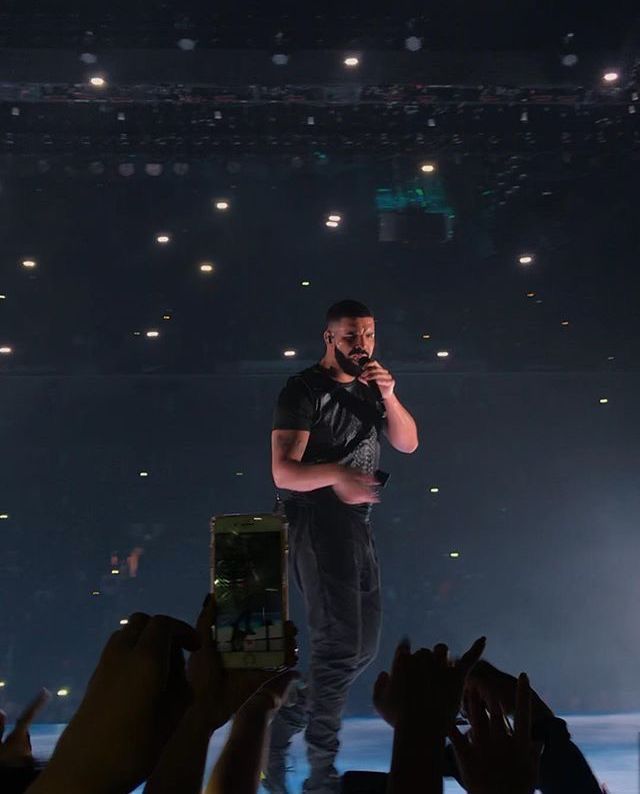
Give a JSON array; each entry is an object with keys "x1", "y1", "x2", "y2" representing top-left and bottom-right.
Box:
[
  {"x1": 27, "y1": 613, "x2": 200, "y2": 794},
  {"x1": 0, "y1": 689, "x2": 50, "y2": 768},
  {"x1": 187, "y1": 593, "x2": 299, "y2": 730},
  {"x1": 449, "y1": 673, "x2": 541, "y2": 794},
  {"x1": 373, "y1": 637, "x2": 486, "y2": 735}
]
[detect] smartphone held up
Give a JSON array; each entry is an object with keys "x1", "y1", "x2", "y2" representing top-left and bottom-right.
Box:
[{"x1": 209, "y1": 512, "x2": 289, "y2": 670}]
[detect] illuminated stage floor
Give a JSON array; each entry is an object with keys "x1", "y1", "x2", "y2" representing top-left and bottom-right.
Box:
[{"x1": 31, "y1": 713, "x2": 640, "y2": 793}]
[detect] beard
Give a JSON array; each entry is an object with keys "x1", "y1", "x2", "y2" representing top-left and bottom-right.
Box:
[{"x1": 335, "y1": 346, "x2": 366, "y2": 377}]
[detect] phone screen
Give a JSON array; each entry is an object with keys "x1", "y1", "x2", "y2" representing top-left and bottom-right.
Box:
[{"x1": 213, "y1": 525, "x2": 284, "y2": 655}]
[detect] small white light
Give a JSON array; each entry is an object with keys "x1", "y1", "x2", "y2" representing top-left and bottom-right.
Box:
[
  {"x1": 430, "y1": 487, "x2": 440, "y2": 493},
  {"x1": 11, "y1": 106, "x2": 20, "y2": 116},
  {"x1": 518, "y1": 254, "x2": 534, "y2": 265},
  {"x1": 422, "y1": 334, "x2": 431, "y2": 340},
  {"x1": 436, "y1": 351, "x2": 449, "y2": 358},
  {"x1": 253, "y1": 516, "x2": 263, "y2": 521},
  {"x1": 90, "y1": 76, "x2": 106, "y2": 87},
  {"x1": 0, "y1": 294, "x2": 6, "y2": 299},
  {"x1": 0, "y1": 681, "x2": 5, "y2": 688},
  {"x1": 200, "y1": 262, "x2": 214, "y2": 273},
  {"x1": 283, "y1": 350, "x2": 297, "y2": 357},
  {"x1": 599, "y1": 398, "x2": 609, "y2": 404},
  {"x1": 562, "y1": 54, "x2": 578, "y2": 67},
  {"x1": 215, "y1": 201, "x2": 229, "y2": 210},
  {"x1": 156, "y1": 235, "x2": 170, "y2": 244},
  {"x1": 301, "y1": 280, "x2": 310, "y2": 286},
  {"x1": 272, "y1": 53, "x2": 289, "y2": 66},
  {"x1": 146, "y1": 331, "x2": 159, "y2": 338},
  {"x1": 177, "y1": 38, "x2": 197, "y2": 51},
  {"x1": 603, "y1": 71, "x2": 619, "y2": 83},
  {"x1": 111, "y1": 569, "x2": 120, "y2": 575},
  {"x1": 405, "y1": 36, "x2": 422, "y2": 52},
  {"x1": 0, "y1": 347, "x2": 12, "y2": 355},
  {"x1": 139, "y1": 471, "x2": 149, "y2": 477},
  {"x1": 307, "y1": 115, "x2": 315, "y2": 125},
  {"x1": 520, "y1": 110, "x2": 528, "y2": 122},
  {"x1": 328, "y1": 214, "x2": 342, "y2": 222},
  {"x1": 344, "y1": 56, "x2": 359, "y2": 67},
  {"x1": 22, "y1": 259, "x2": 36, "y2": 268},
  {"x1": 561, "y1": 320, "x2": 570, "y2": 326},
  {"x1": 91, "y1": 591, "x2": 100, "y2": 596},
  {"x1": 449, "y1": 551, "x2": 460, "y2": 559},
  {"x1": 56, "y1": 688, "x2": 69, "y2": 697},
  {"x1": 326, "y1": 220, "x2": 339, "y2": 228},
  {"x1": 0, "y1": 514, "x2": 9, "y2": 519},
  {"x1": 420, "y1": 163, "x2": 435, "y2": 173},
  {"x1": 119, "y1": 618, "x2": 129, "y2": 625},
  {"x1": 235, "y1": 471, "x2": 244, "y2": 476}
]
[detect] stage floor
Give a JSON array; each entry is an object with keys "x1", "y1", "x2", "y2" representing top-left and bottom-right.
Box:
[{"x1": 30, "y1": 713, "x2": 640, "y2": 792}]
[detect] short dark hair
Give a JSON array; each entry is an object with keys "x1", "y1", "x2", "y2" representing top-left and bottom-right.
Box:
[{"x1": 326, "y1": 300, "x2": 373, "y2": 325}]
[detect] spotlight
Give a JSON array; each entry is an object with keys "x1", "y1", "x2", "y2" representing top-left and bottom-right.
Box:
[
  {"x1": 0, "y1": 294, "x2": 5, "y2": 299},
  {"x1": 325, "y1": 220, "x2": 339, "y2": 228},
  {"x1": 283, "y1": 350, "x2": 297, "y2": 357},
  {"x1": 599, "y1": 398, "x2": 609, "y2": 404},
  {"x1": 301, "y1": 280, "x2": 311, "y2": 287},
  {"x1": 89, "y1": 76, "x2": 106, "y2": 87},
  {"x1": 156, "y1": 235, "x2": 170, "y2": 244},
  {"x1": 436, "y1": 351, "x2": 449, "y2": 358},
  {"x1": 344, "y1": 56, "x2": 359, "y2": 67},
  {"x1": 449, "y1": 551, "x2": 460, "y2": 559},
  {"x1": 215, "y1": 200, "x2": 230, "y2": 211},
  {"x1": 405, "y1": 36, "x2": 422, "y2": 52},
  {"x1": 420, "y1": 163, "x2": 436, "y2": 173},
  {"x1": 328, "y1": 214, "x2": 342, "y2": 222},
  {"x1": 56, "y1": 689, "x2": 70, "y2": 697},
  {"x1": 119, "y1": 618, "x2": 129, "y2": 625},
  {"x1": 139, "y1": 471, "x2": 149, "y2": 476},
  {"x1": 0, "y1": 681, "x2": 5, "y2": 688},
  {"x1": 0, "y1": 514, "x2": 9, "y2": 519},
  {"x1": 111, "y1": 569, "x2": 120, "y2": 575},
  {"x1": 145, "y1": 331, "x2": 159, "y2": 338},
  {"x1": 422, "y1": 334, "x2": 431, "y2": 339},
  {"x1": 22, "y1": 259, "x2": 37, "y2": 268},
  {"x1": 603, "y1": 71, "x2": 619, "y2": 83},
  {"x1": 0, "y1": 347, "x2": 13, "y2": 355},
  {"x1": 518, "y1": 254, "x2": 534, "y2": 265},
  {"x1": 199, "y1": 262, "x2": 214, "y2": 273},
  {"x1": 272, "y1": 53, "x2": 289, "y2": 65},
  {"x1": 430, "y1": 487, "x2": 440, "y2": 493}
]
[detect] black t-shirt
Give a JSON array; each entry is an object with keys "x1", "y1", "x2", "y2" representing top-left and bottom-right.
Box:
[{"x1": 272, "y1": 364, "x2": 387, "y2": 508}]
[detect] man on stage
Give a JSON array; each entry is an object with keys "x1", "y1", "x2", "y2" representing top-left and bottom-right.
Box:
[{"x1": 265, "y1": 300, "x2": 419, "y2": 794}]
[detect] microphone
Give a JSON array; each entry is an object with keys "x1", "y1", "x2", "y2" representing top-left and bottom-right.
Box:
[{"x1": 356, "y1": 354, "x2": 383, "y2": 402}]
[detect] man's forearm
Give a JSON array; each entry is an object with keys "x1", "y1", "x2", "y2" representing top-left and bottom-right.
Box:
[
  {"x1": 273, "y1": 460, "x2": 342, "y2": 492},
  {"x1": 143, "y1": 704, "x2": 214, "y2": 794},
  {"x1": 387, "y1": 726, "x2": 443, "y2": 794},
  {"x1": 383, "y1": 393, "x2": 419, "y2": 453}
]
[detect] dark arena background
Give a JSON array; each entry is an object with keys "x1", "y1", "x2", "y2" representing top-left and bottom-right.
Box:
[{"x1": 1, "y1": 3, "x2": 640, "y2": 792}]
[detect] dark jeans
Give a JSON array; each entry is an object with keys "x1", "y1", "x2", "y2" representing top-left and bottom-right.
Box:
[{"x1": 269, "y1": 494, "x2": 382, "y2": 789}]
